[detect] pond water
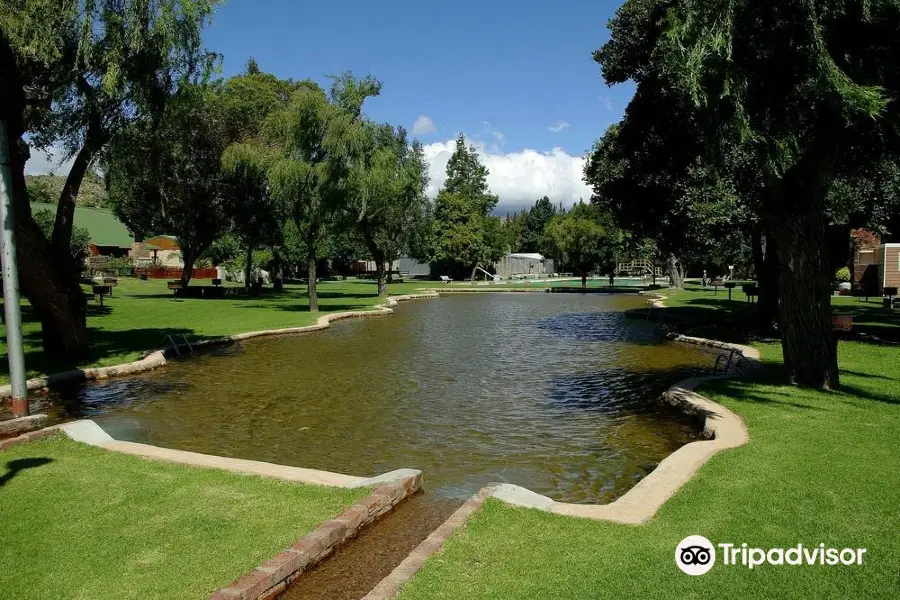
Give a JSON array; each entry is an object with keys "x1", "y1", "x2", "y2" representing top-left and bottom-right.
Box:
[{"x1": 35, "y1": 293, "x2": 719, "y2": 503}]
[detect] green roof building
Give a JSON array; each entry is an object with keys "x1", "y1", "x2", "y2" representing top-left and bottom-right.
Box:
[{"x1": 31, "y1": 202, "x2": 134, "y2": 254}]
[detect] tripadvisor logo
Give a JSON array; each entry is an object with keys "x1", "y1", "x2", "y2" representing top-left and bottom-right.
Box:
[{"x1": 675, "y1": 536, "x2": 867, "y2": 575}]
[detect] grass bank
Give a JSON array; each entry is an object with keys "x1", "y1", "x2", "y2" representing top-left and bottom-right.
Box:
[
  {"x1": 0, "y1": 277, "x2": 427, "y2": 384},
  {"x1": 397, "y1": 341, "x2": 899, "y2": 599},
  {"x1": 0, "y1": 434, "x2": 368, "y2": 600}
]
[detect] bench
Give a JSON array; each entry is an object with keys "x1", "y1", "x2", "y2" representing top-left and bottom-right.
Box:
[
  {"x1": 167, "y1": 281, "x2": 185, "y2": 296},
  {"x1": 709, "y1": 279, "x2": 725, "y2": 294},
  {"x1": 439, "y1": 275, "x2": 452, "y2": 284}
]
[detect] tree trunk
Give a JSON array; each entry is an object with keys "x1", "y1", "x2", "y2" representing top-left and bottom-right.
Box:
[
  {"x1": 307, "y1": 251, "x2": 318, "y2": 311},
  {"x1": 272, "y1": 248, "x2": 284, "y2": 292},
  {"x1": 2, "y1": 35, "x2": 88, "y2": 362},
  {"x1": 752, "y1": 227, "x2": 779, "y2": 327},
  {"x1": 180, "y1": 251, "x2": 197, "y2": 287},
  {"x1": 51, "y1": 141, "x2": 95, "y2": 255},
  {"x1": 243, "y1": 243, "x2": 253, "y2": 292},
  {"x1": 375, "y1": 253, "x2": 387, "y2": 297},
  {"x1": 764, "y1": 166, "x2": 838, "y2": 388}
]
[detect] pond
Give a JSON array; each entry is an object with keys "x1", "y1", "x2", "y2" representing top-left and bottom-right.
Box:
[{"x1": 35, "y1": 292, "x2": 719, "y2": 504}]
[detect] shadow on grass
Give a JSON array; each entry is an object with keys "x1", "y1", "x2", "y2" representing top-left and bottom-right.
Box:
[
  {"x1": 2, "y1": 327, "x2": 220, "y2": 384},
  {"x1": 0, "y1": 457, "x2": 54, "y2": 487}
]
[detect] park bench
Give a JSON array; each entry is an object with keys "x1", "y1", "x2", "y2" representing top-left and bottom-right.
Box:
[
  {"x1": 211, "y1": 278, "x2": 222, "y2": 287},
  {"x1": 167, "y1": 280, "x2": 185, "y2": 297},
  {"x1": 439, "y1": 275, "x2": 452, "y2": 283},
  {"x1": 709, "y1": 279, "x2": 725, "y2": 294}
]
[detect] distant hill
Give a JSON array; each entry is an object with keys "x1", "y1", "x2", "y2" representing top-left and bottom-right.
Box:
[{"x1": 26, "y1": 172, "x2": 108, "y2": 209}]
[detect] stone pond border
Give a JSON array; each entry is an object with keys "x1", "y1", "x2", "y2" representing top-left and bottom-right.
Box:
[
  {"x1": 482, "y1": 291, "x2": 759, "y2": 524},
  {"x1": 0, "y1": 420, "x2": 423, "y2": 600},
  {"x1": 0, "y1": 292, "x2": 440, "y2": 399},
  {"x1": 0, "y1": 284, "x2": 654, "y2": 400}
]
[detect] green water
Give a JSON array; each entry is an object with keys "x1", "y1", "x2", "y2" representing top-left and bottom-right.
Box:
[{"x1": 39, "y1": 293, "x2": 719, "y2": 503}]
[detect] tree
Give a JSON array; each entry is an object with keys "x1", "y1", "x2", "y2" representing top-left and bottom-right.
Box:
[
  {"x1": 521, "y1": 196, "x2": 557, "y2": 254},
  {"x1": 592, "y1": 0, "x2": 900, "y2": 387},
  {"x1": 107, "y1": 86, "x2": 227, "y2": 286},
  {"x1": 545, "y1": 203, "x2": 622, "y2": 288},
  {"x1": 428, "y1": 134, "x2": 504, "y2": 279},
  {"x1": 31, "y1": 209, "x2": 89, "y2": 269},
  {"x1": 0, "y1": 0, "x2": 216, "y2": 361},
  {"x1": 350, "y1": 124, "x2": 430, "y2": 296},
  {"x1": 221, "y1": 144, "x2": 280, "y2": 290},
  {"x1": 267, "y1": 73, "x2": 380, "y2": 311}
]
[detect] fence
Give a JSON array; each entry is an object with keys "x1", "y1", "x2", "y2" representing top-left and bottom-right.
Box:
[{"x1": 134, "y1": 267, "x2": 218, "y2": 280}]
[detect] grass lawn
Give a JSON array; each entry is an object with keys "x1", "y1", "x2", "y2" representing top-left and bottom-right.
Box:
[
  {"x1": 0, "y1": 277, "x2": 428, "y2": 384},
  {"x1": 0, "y1": 434, "x2": 368, "y2": 600},
  {"x1": 397, "y1": 340, "x2": 899, "y2": 598}
]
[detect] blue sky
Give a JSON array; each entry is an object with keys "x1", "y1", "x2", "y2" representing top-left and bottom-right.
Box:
[
  {"x1": 28, "y1": 0, "x2": 635, "y2": 210},
  {"x1": 204, "y1": 0, "x2": 631, "y2": 157}
]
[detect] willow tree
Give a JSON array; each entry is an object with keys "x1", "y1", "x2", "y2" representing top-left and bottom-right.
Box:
[
  {"x1": 107, "y1": 86, "x2": 227, "y2": 287},
  {"x1": 267, "y1": 74, "x2": 380, "y2": 311},
  {"x1": 350, "y1": 124, "x2": 429, "y2": 296},
  {"x1": 595, "y1": 0, "x2": 900, "y2": 388},
  {"x1": 0, "y1": 0, "x2": 217, "y2": 361}
]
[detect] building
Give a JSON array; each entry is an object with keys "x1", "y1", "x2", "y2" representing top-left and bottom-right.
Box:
[
  {"x1": 875, "y1": 243, "x2": 900, "y2": 292},
  {"x1": 132, "y1": 235, "x2": 183, "y2": 267},
  {"x1": 31, "y1": 202, "x2": 134, "y2": 257},
  {"x1": 493, "y1": 253, "x2": 554, "y2": 279}
]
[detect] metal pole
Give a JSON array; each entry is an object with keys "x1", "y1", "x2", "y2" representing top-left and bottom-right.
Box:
[{"x1": 0, "y1": 120, "x2": 28, "y2": 417}]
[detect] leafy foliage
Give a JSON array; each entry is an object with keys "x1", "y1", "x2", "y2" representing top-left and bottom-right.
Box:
[
  {"x1": 427, "y1": 135, "x2": 505, "y2": 277},
  {"x1": 544, "y1": 203, "x2": 622, "y2": 283}
]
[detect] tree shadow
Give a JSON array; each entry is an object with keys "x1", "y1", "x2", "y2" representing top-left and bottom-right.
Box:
[
  {"x1": 838, "y1": 383, "x2": 900, "y2": 405},
  {"x1": 5, "y1": 327, "x2": 217, "y2": 385},
  {"x1": 0, "y1": 457, "x2": 54, "y2": 487}
]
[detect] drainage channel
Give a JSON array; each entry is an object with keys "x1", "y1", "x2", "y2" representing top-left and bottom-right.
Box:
[{"x1": 282, "y1": 493, "x2": 464, "y2": 600}]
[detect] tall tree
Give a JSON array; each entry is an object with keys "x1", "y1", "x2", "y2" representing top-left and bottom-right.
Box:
[
  {"x1": 521, "y1": 196, "x2": 557, "y2": 254},
  {"x1": 593, "y1": 0, "x2": 900, "y2": 387},
  {"x1": 218, "y1": 62, "x2": 296, "y2": 291},
  {"x1": 350, "y1": 124, "x2": 429, "y2": 296},
  {"x1": 428, "y1": 134, "x2": 504, "y2": 279},
  {"x1": 0, "y1": 0, "x2": 217, "y2": 361},
  {"x1": 107, "y1": 86, "x2": 227, "y2": 286},
  {"x1": 267, "y1": 73, "x2": 379, "y2": 311},
  {"x1": 545, "y1": 203, "x2": 622, "y2": 288}
]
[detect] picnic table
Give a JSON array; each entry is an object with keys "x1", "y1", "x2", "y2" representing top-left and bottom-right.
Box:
[
  {"x1": 167, "y1": 280, "x2": 185, "y2": 296},
  {"x1": 742, "y1": 283, "x2": 759, "y2": 303}
]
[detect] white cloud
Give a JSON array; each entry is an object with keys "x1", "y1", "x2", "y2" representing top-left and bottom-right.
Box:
[
  {"x1": 411, "y1": 115, "x2": 437, "y2": 136},
  {"x1": 599, "y1": 96, "x2": 614, "y2": 112},
  {"x1": 548, "y1": 121, "x2": 570, "y2": 133},
  {"x1": 25, "y1": 143, "x2": 75, "y2": 176},
  {"x1": 422, "y1": 138, "x2": 592, "y2": 211}
]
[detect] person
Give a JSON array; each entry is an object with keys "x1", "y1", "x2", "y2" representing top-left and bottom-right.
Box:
[
  {"x1": 702, "y1": 269, "x2": 707, "y2": 287},
  {"x1": 609, "y1": 273, "x2": 615, "y2": 288}
]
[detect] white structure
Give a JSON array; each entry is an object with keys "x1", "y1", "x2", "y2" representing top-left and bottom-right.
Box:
[{"x1": 494, "y1": 253, "x2": 554, "y2": 279}]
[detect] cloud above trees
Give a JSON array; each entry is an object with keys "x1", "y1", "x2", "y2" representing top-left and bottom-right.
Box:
[
  {"x1": 411, "y1": 115, "x2": 437, "y2": 135},
  {"x1": 422, "y1": 138, "x2": 592, "y2": 211}
]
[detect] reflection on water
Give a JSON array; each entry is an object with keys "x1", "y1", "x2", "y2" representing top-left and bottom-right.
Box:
[{"x1": 31, "y1": 293, "x2": 719, "y2": 503}]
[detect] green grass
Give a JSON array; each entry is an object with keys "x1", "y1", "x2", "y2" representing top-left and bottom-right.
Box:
[
  {"x1": 0, "y1": 434, "x2": 367, "y2": 600},
  {"x1": 397, "y1": 344, "x2": 900, "y2": 599},
  {"x1": 0, "y1": 277, "x2": 428, "y2": 384}
]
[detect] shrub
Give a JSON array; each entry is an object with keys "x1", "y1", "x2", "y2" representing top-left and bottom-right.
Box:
[
  {"x1": 834, "y1": 267, "x2": 851, "y2": 283},
  {"x1": 99, "y1": 257, "x2": 135, "y2": 277}
]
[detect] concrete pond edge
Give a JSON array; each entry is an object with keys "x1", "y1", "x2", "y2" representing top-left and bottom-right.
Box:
[
  {"x1": 484, "y1": 291, "x2": 759, "y2": 524},
  {"x1": 0, "y1": 420, "x2": 424, "y2": 600},
  {"x1": 0, "y1": 292, "x2": 441, "y2": 400}
]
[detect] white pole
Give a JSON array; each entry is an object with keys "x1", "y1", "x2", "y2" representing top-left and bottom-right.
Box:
[{"x1": 0, "y1": 120, "x2": 28, "y2": 417}]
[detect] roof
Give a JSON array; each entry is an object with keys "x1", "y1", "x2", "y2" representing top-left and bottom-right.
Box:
[
  {"x1": 507, "y1": 253, "x2": 545, "y2": 260},
  {"x1": 30, "y1": 202, "x2": 134, "y2": 248}
]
